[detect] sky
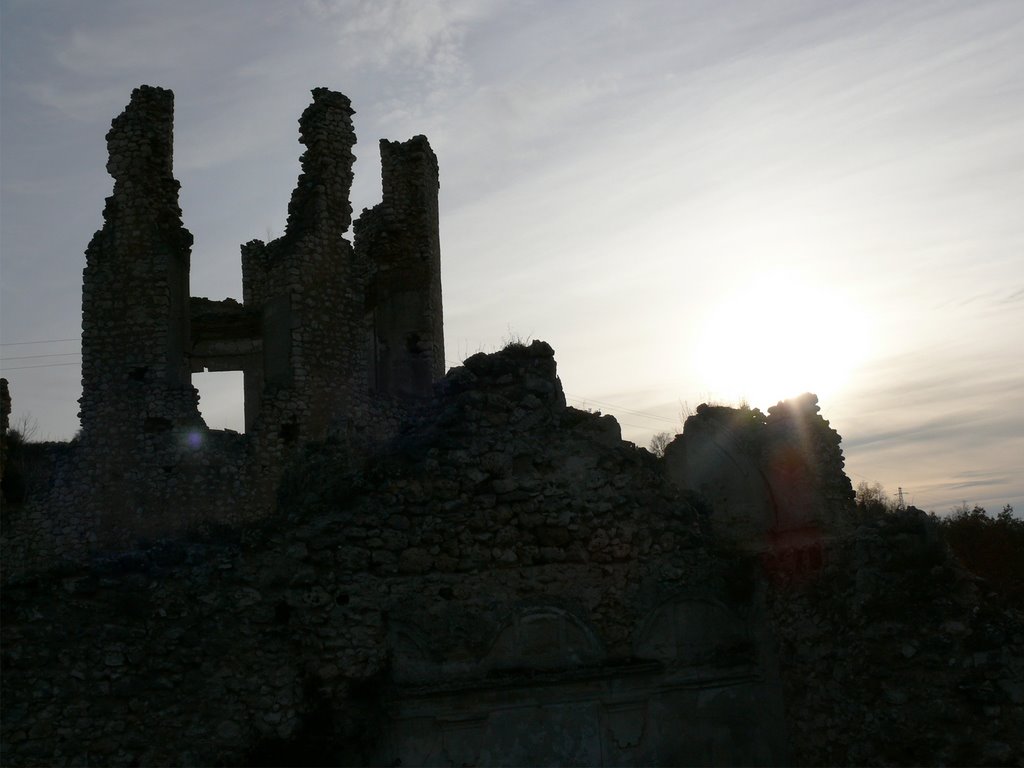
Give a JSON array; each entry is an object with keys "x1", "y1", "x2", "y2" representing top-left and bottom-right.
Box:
[{"x1": 1, "y1": 0, "x2": 1022, "y2": 515}]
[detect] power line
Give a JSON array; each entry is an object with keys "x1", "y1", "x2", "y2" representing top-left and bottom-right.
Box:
[
  {"x1": 0, "y1": 337, "x2": 79, "y2": 347},
  {"x1": 1, "y1": 352, "x2": 81, "y2": 362},
  {"x1": 565, "y1": 394, "x2": 678, "y2": 425},
  {"x1": 0, "y1": 350, "x2": 674, "y2": 424},
  {"x1": 615, "y1": 418, "x2": 672, "y2": 432},
  {"x1": 0, "y1": 362, "x2": 80, "y2": 371}
]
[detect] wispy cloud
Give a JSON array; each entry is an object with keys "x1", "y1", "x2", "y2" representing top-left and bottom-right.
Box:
[
  {"x1": 2, "y1": 0, "x2": 1022, "y2": 515},
  {"x1": 20, "y1": 81, "x2": 131, "y2": 123},
  {"x1": 304, "y1": 0, "x2": 493, "y2": 90},
  {"x1": 843, "y1": 408, "x2": 1024, "y2": 453},
  {"x1": 1001, "y1": 287, "x2": 1024, "y2": 305}
]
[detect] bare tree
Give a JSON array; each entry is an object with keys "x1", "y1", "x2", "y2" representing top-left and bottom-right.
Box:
[
  {"x1": 9, "y1": 413, "x2": 38, "y2": 443},
  {"x1": 855, "y1": 481, "x2": 893, "y2": 512},
  {"x1": 649, "y1": 431, "x2": 673, "y2": 458}
]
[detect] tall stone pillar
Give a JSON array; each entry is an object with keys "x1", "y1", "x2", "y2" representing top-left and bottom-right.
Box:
[
  {"x1": 79, "y1": 85, "x2": 200, "y2": 448},
  {"x1": 355, "y1": 135, "x2": 444, "y2": 399}
]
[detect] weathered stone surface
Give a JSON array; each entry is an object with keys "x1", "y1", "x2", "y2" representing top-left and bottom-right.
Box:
[
  {"x1": 355, "y1": 135, "x2": 444, "y2": 400},
  {"x1": 1, "y1": 87, "x2": 1021, "y2": 768},
  {"x1": 2, "y1": 343, "x2": 792, "y2": 766},
  {"x1": 0, "y1": 377, "x2": 9, "y2": 484},
  {"x1": 6, "y1": 337, "x2": 1021, "y2": 766},
  {"x1": 664, "y1": 395, "x2": 855, "y2": 550},
  {"x1": 188, "y1": 297, "x2": 261, "y2": 372},
  {"x1": 1, "y1": 86, "x2": 441, "y2": 578}
]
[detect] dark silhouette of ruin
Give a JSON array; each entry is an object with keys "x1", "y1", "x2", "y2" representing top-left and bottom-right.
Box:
[
  {"x1": 2, "y1": 87, "x2": 1020, "y2": 768},
  {"x1": 3, "y1": 86, "x2": 449, "y2": 547},
  {"x1": 82, "y1": 85, "x2": 443, "y2": 452}
]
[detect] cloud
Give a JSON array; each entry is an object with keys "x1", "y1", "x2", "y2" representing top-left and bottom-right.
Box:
[
  {"x1": 838, "y1": 369, "x2": 1024, "y2": 513},
  {"x1": 304, "y1": 0, "x2": 494, "y2": 90},
  {"x1": 849, "y1": 363, "x2": 1024, "y2": 410},
  {"x1": 20, "y1": 81, "x2": 131, "y2": 123},
  {"x1": 843, "y1": 409, "x2": 1024, "y2": 454},
  {"x1": 940, "y1": 470, "x2": 1014, "y2": 493},
  {"x1": 913, "y1": 469, "x2": 1022, "y2": 510},
  {"x1": 3, "y1": 0, "x2": 1023, "y2": 513},
  {"x1": 1001, "y1": 287, "x2": 1024, "y2": 305},
  {"x1": 52, "y1": 12, "x2": 212, "y2": 75}
]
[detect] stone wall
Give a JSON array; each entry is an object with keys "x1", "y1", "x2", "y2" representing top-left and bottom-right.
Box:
[
  {"x1": 0, "y1": 86, "x2": 443, "y2": 580},
  {"x1": 0, "y1": 377, "x2": 9, "y2": 485},
  {"x1": 355, "y1": 135, "x2": 445, "y2": 400},
  {"x1": 3, "y1": 85, "x2": 1021, "y2": 767},
  {"x1": 79, "y1": 86, "x2": 200, "y2": 450},
  {"x1": 3, "y1": 345, "x2": 1022, "y2": 765},
  {"x1": 239, "y1": 88, "x2": 366, "y2": 447},
  {"x1": 1, "y1": 343, "x2": 788, "y2": 766},
  {"x1": 663, "y1": 394, "x2": 855, "y2": 550}
]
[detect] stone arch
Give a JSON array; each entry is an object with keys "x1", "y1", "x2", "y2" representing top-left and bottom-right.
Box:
[
  {"x1": 387, "y1": 619, "x2": 439, "y2": 685},
  {"x1": 483, "y1": 605, "x2": 604, "y2": 673},
  {"x1": 634, "y1": 595, "x2": 752, "y2": 667},
  {"x1": 664, "y1": 425, "x2": 779, "y2": 540}
]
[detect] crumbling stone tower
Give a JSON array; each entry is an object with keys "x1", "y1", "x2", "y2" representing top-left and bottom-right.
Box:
[
  {"x1": 78, "y1": 84, "x2": 445, "y2": 478},
  {"x1": 79, "y1": 86, "x2": 202, "y2": 452},
  {"x1": 355, "y1": 136, "x2": 444, "y2": 399},
  {"x1": 237, "y1": 88, "x2": 366, "y2": 444},
  {"x1": 663, "y1": 393, "x2": 855, "y2": 552},
  {"x1": 0, "y1": 86, "x2": 447, "y2": 571}
]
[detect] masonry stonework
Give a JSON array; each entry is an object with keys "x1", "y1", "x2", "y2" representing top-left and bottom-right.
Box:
[
  {"x1": 2, "y1": 87, "x2": 1021, "y2": 767},
  {"x1": 663, "y1": 394, "x2": 855, "y2": 550},
  {"x1": 79, "y1": 85, "x2": 201, "y2": 452},
  {"x1": 355, "y1": 135, "x2": 445, "y2": 399},
  {"x1": 1, "y1": 86, "x2": 445, "y2": 575},
  {"x1": 0, "y1": 378, "x2": 10, "y2": 485}
]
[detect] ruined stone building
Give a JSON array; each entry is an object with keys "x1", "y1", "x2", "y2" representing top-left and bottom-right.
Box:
[
  {"x1": 2, "y1": 86, "x2": 445, "y2": 562},
  {"x1": 82, "y1": 84, "x2": 442, "y2": 461},
  {"x1": 2, "y1": 88, "x2": 1021, "y2": 767}
]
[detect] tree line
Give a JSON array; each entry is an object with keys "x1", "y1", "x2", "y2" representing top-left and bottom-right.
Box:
[{"x1": 856, "y1": 481, "x2": 1023, "y2": 605}]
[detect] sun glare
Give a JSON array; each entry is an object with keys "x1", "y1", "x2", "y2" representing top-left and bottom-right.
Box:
[{"x1": 693, "y1": 271, "x2": 870, "y2": 409}]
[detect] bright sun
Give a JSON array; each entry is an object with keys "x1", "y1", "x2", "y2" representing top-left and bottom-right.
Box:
[{"x1": 693, "y1": 270, "x2": 870, "y2": 409}]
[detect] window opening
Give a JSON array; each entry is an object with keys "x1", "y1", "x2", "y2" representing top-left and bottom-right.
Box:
[{"x1": 192, "y1": 370, "x2": 246, "y2": 433}]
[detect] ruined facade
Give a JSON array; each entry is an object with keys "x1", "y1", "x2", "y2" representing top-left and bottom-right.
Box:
[
  {"x1": 663, "y1": 395, "x2": 855, "y2": 552},
  {"x1": 0, "y1": 378, "x2": 10, "y2": 485},
  {"x1": 2, "y1": 88, "x2": 1022, "y2": 767},
  {"x1": 1, "y1": 87, "x2": 445, "y2": 572},
  {"x1": 83, "y1": 85, "x2": 442, "y2": 451},
  {"x1": 3, "y1": 343, "x2": 793, "y2": 765}
]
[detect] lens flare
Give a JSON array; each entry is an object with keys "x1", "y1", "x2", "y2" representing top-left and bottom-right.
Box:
[{"x1": 693, "y1": 270, "x2": 870, "y2": 409}]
